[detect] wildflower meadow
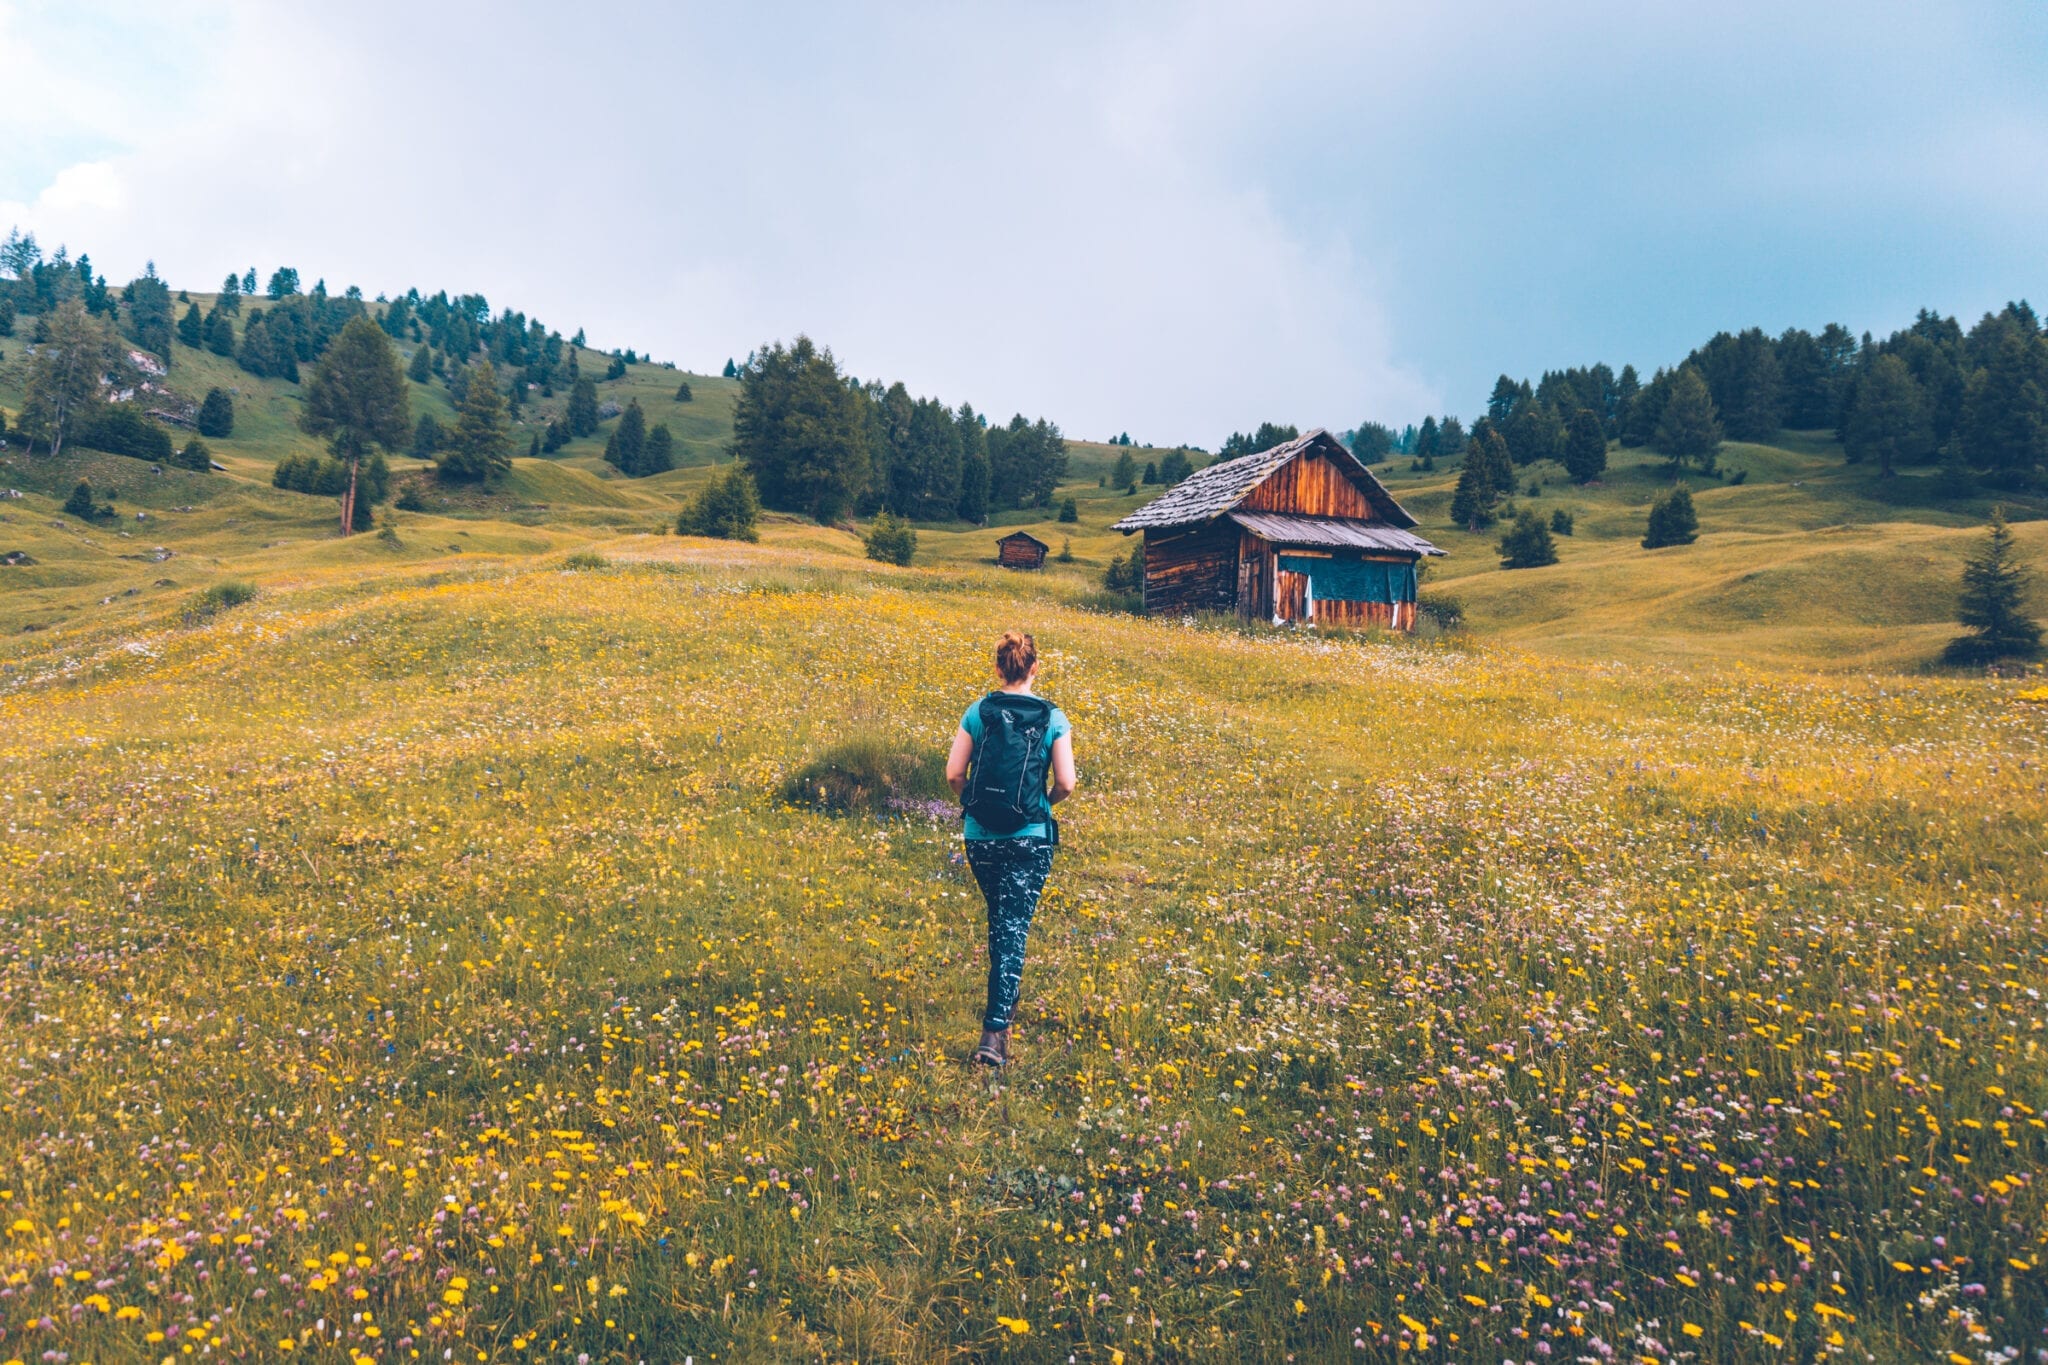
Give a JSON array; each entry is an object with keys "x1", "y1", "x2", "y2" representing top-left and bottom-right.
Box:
[{"x1": 0, "y1": 542, "x2": 2044, "y2": 1362}]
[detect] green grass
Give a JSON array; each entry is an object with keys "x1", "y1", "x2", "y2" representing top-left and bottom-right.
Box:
[{"x1": 0, "y1": 540, "x2": 2043, "y2": 1361}]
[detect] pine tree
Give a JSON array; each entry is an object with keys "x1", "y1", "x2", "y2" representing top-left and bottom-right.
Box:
[
  {"x1": 1449, "y1": 459, "x2": 1491, "y2": 531},
  {"x1": 1111, "y1": 449, "x2": 1137, "y2": 491},
  {"x1": 411, "y1": 415, "x2": 443, "y2": 459},
  {"x1": 241, "y1": 268, "x2": 257, "y2": 295},
  {"x1": 605, "y1": 399, "x2": 648, "y2": 475},
  {"x1": 1641, "y1": 485, "x2": 1700, "y2": 549},
  {"x1": 1057, "y1": 496, "x2": 1078, "y2": 523},
  {"x1": 675, "y1": 381, "x2": 693, "y2": 402},
  {"x1": 729, "y1": 336, "x2": 869, "y2": 523},
  {"x1": 528, "y1": 431, "x2": 541, "y2": 458},
  {"x1": 1843, "y1": 353, "x2": 1931, "y2": 477},
  {"x1": 1944, "y1": 508, "x2": 2042, "y2": 663},
  {"x1": 645, "y1": 423, "x2": 676, "y2": 474},
  {"x1": 300, "y1": 316, "x2": 411, "y2": 534},
  {"x1": 566, "y1": 377, "x2": 600, "y2": 437},
  {"x1": 1655, "y1": 366, "x2": 1722, "y2": 471},
  {"x1": 203, "y1": 307, "x2": 236, "y2": 356},
  {"x1": 177, "y1": 302, "x2": 205, "y2": 349},
  {"x1": 441, "y1": 358, "x2": 512, "y2": 483},
  {"x1": 542, "y1": 419, "x2": 567, "y2": 454},
  {"x1": 863, "y1": 511, "x2": 917, "y2": 565},
  {"x1": 1563, "y1": 408, "x2": 1607, "y2": 483},
  {"x1": 1497, "y1": 511, "x2": 1558, "y2": 569},
  {"x1": 1959, "y1": 326, "x2": 2048, "y2": 486},
  {"x1": 196, "y1": 388, "x2": 235, "y2": 439},
  {"x1": 1158, "y1": 450, "x2": 1194, "y2": 485},
  {"x1": 956, "y1": 402, "x2": 989, "y2": 523},
  {"x1": 723, "y1": 358, "x2": 738, "y2": 379},
  {"x1": 218, "y1": 272, "x2": 242, "y2": 314},
  {"x1": 407, "y1": 345, "x2": 432, "y2": 384},
  {"x1": 64, "y1": 479, "x2": 103, "y2": 519}
]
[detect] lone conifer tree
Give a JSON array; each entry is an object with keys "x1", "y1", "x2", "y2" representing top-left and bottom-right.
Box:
[
  {"x1": 1641, "y1": 485, "x2": 1700, "y2": 549},
  {"x1": 300, "y1": 316, "x2": 411, "y2": 534},
  {"x1": 1944, "y1": 508, "x2": 2042, "y2": 664},
  {"x1": 196, "y1": 387, "x2": 234, "y2": 439},
  {"x1": 441, "y1": 358, "x2": 512, "y2": 483},
  {"x1": 177, "y1": 302, "x2": 205, "y2": 350},
  {"x1": 407, "y1": 345, "x2": 432, "y2": 384}
]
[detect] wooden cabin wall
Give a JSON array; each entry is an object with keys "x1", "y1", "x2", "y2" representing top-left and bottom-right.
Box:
[
  {"x1": 998, "y1": 542, "x2": 1046, "y2": 569},
  {"x1": 1239, "y1": 452, "x2": 1379, "y2": 519},
  {"x1": 1141, "y1": 522, "x2": 1237, "y2": 615},
  {"x1": 1314, "y1": 599, "x2": 1416, "y2": 630}
]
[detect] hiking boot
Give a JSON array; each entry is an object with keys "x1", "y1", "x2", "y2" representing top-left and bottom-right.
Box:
[{"x1": 972, "y1": 1029, "x2": 1009, "y2": 1068}]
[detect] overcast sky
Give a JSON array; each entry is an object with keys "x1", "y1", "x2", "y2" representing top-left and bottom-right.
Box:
[{"x1": 3, "y1": 1, "x2": 2044, "y2": 446}]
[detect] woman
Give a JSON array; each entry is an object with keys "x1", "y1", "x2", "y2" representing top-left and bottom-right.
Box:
[{"x1": 946, "y1": 630, "x2": 1077, "y2": 1068}]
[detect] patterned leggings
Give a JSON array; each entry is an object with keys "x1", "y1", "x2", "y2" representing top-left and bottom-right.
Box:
[{"x1": 966, "y1": 837, "x2": 1055, "y2": 1031}]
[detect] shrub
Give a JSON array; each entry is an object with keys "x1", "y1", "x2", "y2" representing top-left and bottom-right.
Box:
[
  {"x1": 1642, "y1": 485, "x2": 1699, "y2": 549},
  {"x1": 1550, "y1": 509, "x2": 1574, "y2": 536},
  {"x1": 864, "y1": 512, "x2": 917, "y2": 566},
  {"x1": 393, "y1": 483, "x2": 426, "y2": 512},
  {"x1": 176, "y1": 438, "x2": 212, "y2": 473},
  {"x1": 1497, "y1": 511, "x2": 1559, "y2": 569},
  {"x1": 679, "y1": 465, "x2": 761, "y2": 541},
  {"x1": 1103, "y1": 540, "x2": 1146, "y2": 594},
  {"x1": 1055, "y1": 537, "x2": 1074, "y2": 563},
  {"x1": 76, "y1": 405, "x2": 175, "y2": 463},
  {"x1": 1417, "y1": 595, "x2": 1464, "y2": 631},
  {"x1": 185, "y1": 579, "x2": 256, "y2": 623},
  {"x1": 781, "y1": 735, "x2": 948, "y2": 816},
  {"x1": 64, "y1": 480, "x2": 112, "y2": 521},
  {"x1": 562, "y1": 551, "x2": 607, "y2": 571}
]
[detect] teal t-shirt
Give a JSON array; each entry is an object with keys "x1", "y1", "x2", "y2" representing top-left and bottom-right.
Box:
[{"x1": 960, "y1": 694, "x2": 1070, "y2": 841}]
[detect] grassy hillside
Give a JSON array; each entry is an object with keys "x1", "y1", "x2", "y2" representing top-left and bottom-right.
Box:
[
  {"x1": 0, "y1": 537, "x2": 2043, "y2": 1361},
  {"x1": 4, "y1": 294, "x2": 2044, "y2": 671}
]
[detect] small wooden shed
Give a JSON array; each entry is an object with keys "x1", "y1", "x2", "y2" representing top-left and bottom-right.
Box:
[
  {"x1": 1111, "y1": 428, "x2": 1444, "y2": 628},
  {"x1": 996, "y1": 530, "x2": 1050, "y2": 570}
]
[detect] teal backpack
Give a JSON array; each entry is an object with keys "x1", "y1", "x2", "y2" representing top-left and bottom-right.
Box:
[{"x1": 963, "y1": 693, "x2": 1055, "y2": 837}]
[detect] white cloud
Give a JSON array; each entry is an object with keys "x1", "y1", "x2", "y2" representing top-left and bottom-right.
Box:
[{"x1": 4, "y1": 1, "x2": 2043, "y2": 437}]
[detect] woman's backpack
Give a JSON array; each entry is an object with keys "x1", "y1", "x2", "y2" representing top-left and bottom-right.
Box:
[{"x1": 963, "y1": 693, "x2": 1055, "y2": 836}]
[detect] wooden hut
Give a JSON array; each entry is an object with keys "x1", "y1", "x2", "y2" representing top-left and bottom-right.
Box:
[
  {"x1": 995, "y1": 530, "x2": 1050, "y2": 570},
  {"x1": 1111, "y1": 428, "x2": 1444, "y2": 628}
]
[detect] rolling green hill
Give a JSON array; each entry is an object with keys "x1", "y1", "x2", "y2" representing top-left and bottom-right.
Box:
[{"x1": 2, "y1": 290, "x2": 2043, "y2": 672}]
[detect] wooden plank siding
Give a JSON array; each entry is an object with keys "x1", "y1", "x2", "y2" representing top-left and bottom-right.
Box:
[
  {"x1": 1141, "y1": 521, "x2": 1238, "y2": 615},
  {"x1": 1238, "y1": 451, "x2": 1379, "y2": 520},
  {"x1": 1313, "y1": 598, "x2": 1416, "y2": 630},
  {"x1": 997, "y1": 541, "x2": 1047, "y2": 569}
]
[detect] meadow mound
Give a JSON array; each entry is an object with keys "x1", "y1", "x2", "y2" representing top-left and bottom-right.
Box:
[{"x1": 0, "y1": 541, "x2": 2042, "y2": 1361}]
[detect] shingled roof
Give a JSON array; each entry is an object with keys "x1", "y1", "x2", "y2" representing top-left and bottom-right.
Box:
[{"x1": 1110, "y1": 428, "x2": 1420, "y2": 533}]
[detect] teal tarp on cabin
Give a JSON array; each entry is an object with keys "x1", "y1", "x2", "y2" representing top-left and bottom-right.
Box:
[{"x1": 1276, "y1": 555, "x2": 1417, "y2": 604}]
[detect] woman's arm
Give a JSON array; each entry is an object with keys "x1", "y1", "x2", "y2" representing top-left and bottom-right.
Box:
[
  {"x1": 1048, "y1": 732, "x2": 1077, "y2": 805},
  {"x1": 946, "y1": 727, "x2": 974, "y2": 795}
]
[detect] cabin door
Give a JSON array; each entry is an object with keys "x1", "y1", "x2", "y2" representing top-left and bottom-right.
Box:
[{"x1": 1273, "y1": 568, "x2": 1310, "y2": 624}]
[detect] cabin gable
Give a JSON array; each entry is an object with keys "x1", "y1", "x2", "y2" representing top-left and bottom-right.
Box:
[{"x1": 1238, "y1": 449, "x2": 1382, "y2": 520}]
